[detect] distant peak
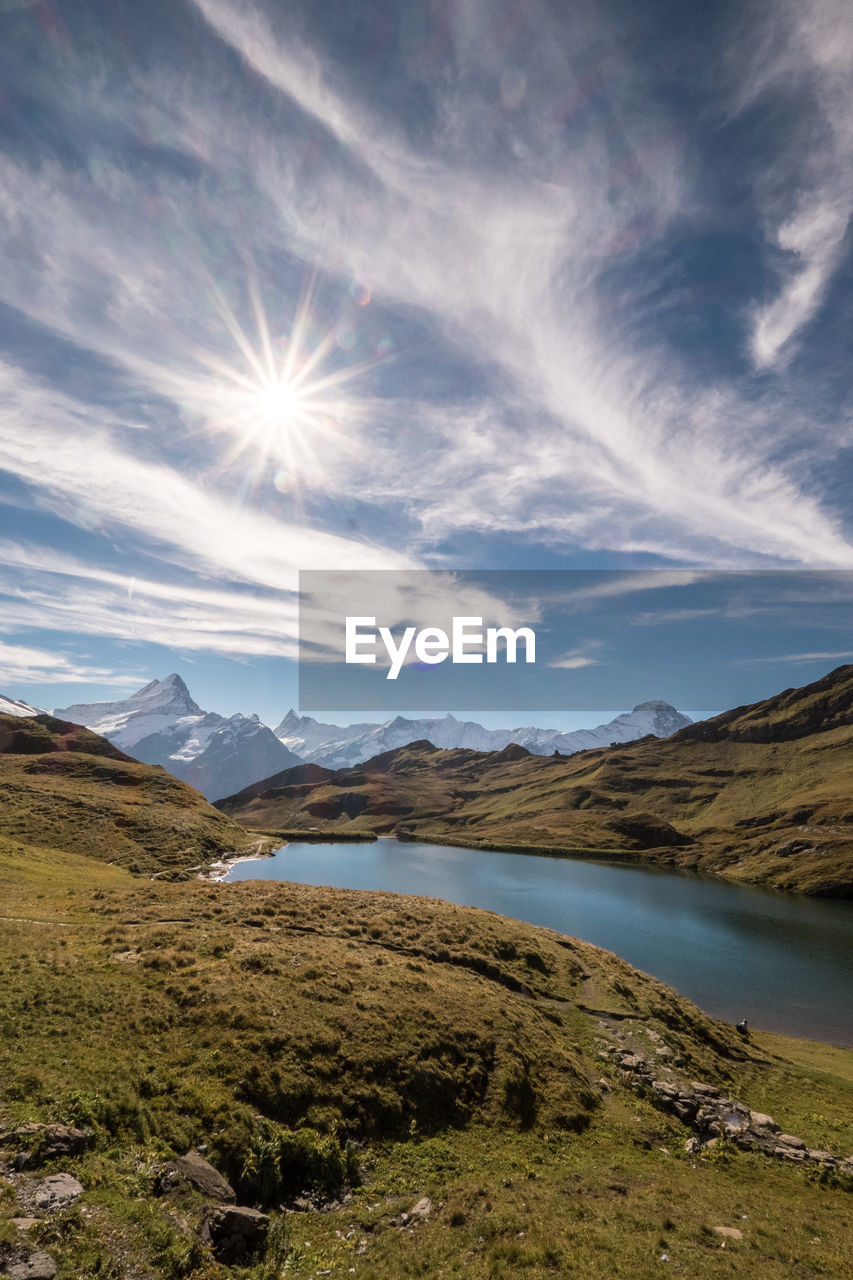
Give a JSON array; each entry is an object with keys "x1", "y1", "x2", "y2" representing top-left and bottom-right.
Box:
[
  {"x1": 135, "y1": 672, "x2": 189, "y2": 695},
  {"x1": 160, "y1": 673, "x2": 191, "y2": 695},
  {"x1": 130, "y1": 673, "x2": 201, "y2": 715}
]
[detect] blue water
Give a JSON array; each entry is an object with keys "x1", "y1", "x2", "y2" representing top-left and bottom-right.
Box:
[{"x1": 226, "y1": 838, "x2": 853, "y2": 1045}]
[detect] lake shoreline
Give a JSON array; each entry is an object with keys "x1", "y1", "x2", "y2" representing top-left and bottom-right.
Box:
[{"x1": 222, "y1": 836, "x2": 853, "y2": 1047}]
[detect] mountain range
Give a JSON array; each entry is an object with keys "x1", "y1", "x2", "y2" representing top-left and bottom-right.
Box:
[
  {"x1": 13, "y1": 675, "x2": 692, "y2": 802},
  {"x1": 54, "y1": 675, "x2": 302, "y2": 802},
  {"x1": 219, "y1": 664, "x2": 853, "y2": 898},
  {"x1": 275, "y1": 702, "x2": 692, "y2": 768}
]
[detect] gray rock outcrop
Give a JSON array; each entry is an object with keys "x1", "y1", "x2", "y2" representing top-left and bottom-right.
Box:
[
  {"x1": 201, "y1": 1204, "x2": 269, "y2": 1263},
  {"x1": 605, "y1": 1046, "x2": 853, "y2": 1176}
]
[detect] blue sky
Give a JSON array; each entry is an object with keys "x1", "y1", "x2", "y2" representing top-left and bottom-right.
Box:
[{"x1": 1, "y1": 0, "x2": 852, "y2": 728}]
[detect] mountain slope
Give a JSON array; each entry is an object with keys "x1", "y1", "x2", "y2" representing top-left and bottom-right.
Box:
[
  {"x1": 56, "y1": 674, "x2": 302, "y2": 801},
  {"x1": 0, "y1": 711, "x2": 248, "y2": 873},
  {"x1": 0, "y1": 693, "x2": 44, "y2": 717},
  {"x1": 222, "y1": 666, "x2": 853, "y2": 896},
  {"x1": 274, "y1": 702, "x2": 692, "y2": 768}
]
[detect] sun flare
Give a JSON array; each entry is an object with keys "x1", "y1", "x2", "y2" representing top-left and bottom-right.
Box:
[
  {"x1": 180, "y1": 268, "x2": 392, "y2": 491},
  {"x1": 254, "y1": 376, "x2": 304, "y2": 430}
]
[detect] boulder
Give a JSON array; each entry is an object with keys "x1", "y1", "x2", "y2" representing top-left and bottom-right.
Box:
[
  {"x1": 202, "y1": 1204, "x2": 269, "y2": 1263},
  {"x1": 173, "y1": 1151, "x2": 236, "y2": 1203},
  {"x1": 0, "y1": 1125, "x2": 89, "y2": 1168},
  {"x1": 713, "y1": 1226, "x2": 743, "y2": 1241},
  {"x1": 409, "y1": 1197, "x2": 432, "y2": 1221},
  {"x1": 748, "y1": 1111, "x2": 780, "y2": 1133},
  {"x1": 652, "y1": 1081, "x2": 678, "y2": 1099},
  {"x1": 777, "y1": 1134, "x2": 806, "y2": 1150},
  {"x1": 5, "y1": 1251, "x2": 58, "y2": 1279},
  {"x1": 33, "y1": 1173, "x2": 83, "y2": 1211}
]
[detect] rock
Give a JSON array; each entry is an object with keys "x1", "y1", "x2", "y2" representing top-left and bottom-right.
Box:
[
  {"x1": 720, "y1": 1108, "x2": 750, "y2": 1135},
  {"x1": 173, "y1": 1151, "x2": 236, "y2": 1203},
  {"x1": 748, "y1": 1111, "x2": 780, "y2": 1133},
  {"x1": 713, "y1": 1226, "x2": 743, "y2": 1241},
  {"x1": 33, "y1": 1173, "x2": 84, "y2": 1210},
  {"x1": 0, "y1": 1125, "x2": 89, "y2": 1169},
  {"x1": 691, "y1": 1083, "x2": 719, "y2": 1098},
  {"x1": 775, "y1": 1146, "x2": 806, "y2": 1161},
  {"x1": 684, "y1": 1137, "x2": 702, "y2": 1155},
  {"x1": 202, "y1": 1204, "x2": 269, "y2": 1263},
  {"x1": 619, "y1": 1055, "x2": 645, "y2": 1071},
  {"x1": 807, "y1": 1150, "x2": 835, "y2": 1163},
  {"x1": 776, "y1": 1134, "x2": 806, "y2": 1150},
  {"x1": 5, "y1": 1252, "x2": 58, "y2": 1280},
  {"x1": 652, "y1": 1081, "x2": 678, "y2": 1098},
  {"x1": 409, "y1": 1197, "x2": 432, "y2": 1221}
]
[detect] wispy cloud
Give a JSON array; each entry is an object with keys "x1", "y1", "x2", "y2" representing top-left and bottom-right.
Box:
[
  {"x1": 179, "y1": 0, "x2": 853, "y2": 565},
  {"x1": 0, "y1": 639, "x2": 143, "y2": 687},
  {"x1": 731, "y1": 0, "x2": 853, "y2": 368},
  {"x1": 0, "y1": 360, "x2": 415, "y2": 591},
  {"x1": 737, "y1": 649, "x2": 853, "y2": 665},
  {"x1": 0, "y1": 0, "x2": 852, "y2": 698},
  {"x1": 548, "y1": 652, "x2": 599, "y2": 670}
]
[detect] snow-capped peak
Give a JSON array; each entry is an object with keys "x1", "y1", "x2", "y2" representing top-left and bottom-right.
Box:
[
  {"x1": 54, "y1": 675, "x2": 302, "y2": 800},
  {"x1": 274, "y1": 703, "x2": 693, "y2": 769},
  {"x1": 126, "y1": 673, "x2": 202, "y2": 717},
  {"x1": 0, "y1": 693, "x2": 45, "y2": 718}
]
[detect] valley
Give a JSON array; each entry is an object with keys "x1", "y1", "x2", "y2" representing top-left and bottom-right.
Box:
[{"x1": 219, "y1": 665, "x2": 853, "y2": 897}]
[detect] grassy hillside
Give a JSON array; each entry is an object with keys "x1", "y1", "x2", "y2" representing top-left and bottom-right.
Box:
[
  {"x1": 218, "y1": 666, "x2": 853, "y2": 895},
  {"x1": 1, "y1": 857, "x2": 852, "y2": 1279},
  {"x1": 2, "y1": 695, "x2": 852, "y2": 1276},
  {"x1": 0, "y1": 713, "x2": 250, "y2": 874}
]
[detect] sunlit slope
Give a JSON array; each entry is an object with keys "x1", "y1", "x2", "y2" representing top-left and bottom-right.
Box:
[
  {"x1": 0, "y1": 712, "x2": 248, "y2": 874},
  {"x1": 218, "y1": 666, "x2": 853, "y2": 895},
  {"x1": 2, "y1": 873, "x2": 852, "y2": 1278}
]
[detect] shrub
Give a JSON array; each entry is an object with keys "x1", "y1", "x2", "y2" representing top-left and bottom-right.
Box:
[{"x1": 238, "y1": 1123, "x2": 360, "y2": 1209}]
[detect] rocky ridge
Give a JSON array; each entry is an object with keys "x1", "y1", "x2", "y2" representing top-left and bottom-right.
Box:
[{"x1": 596, "y1": 1035, "x2": 853, "y2": 1177}]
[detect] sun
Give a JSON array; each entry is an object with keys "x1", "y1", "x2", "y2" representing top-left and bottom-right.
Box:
[
  {"x1": 179, "y1": 267, "x2": 391, "y2": 490},
  {"x1": 254, "y1": 376, "x2": 304, "y2": 430}
]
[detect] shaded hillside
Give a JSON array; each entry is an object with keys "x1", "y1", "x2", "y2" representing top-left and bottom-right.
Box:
[
  {"x1": 0, "y1": 712, "x2": 248, "y2": 874},
  {"x1": 218, "y1": 667, "x2": 853, "y2": 896}
]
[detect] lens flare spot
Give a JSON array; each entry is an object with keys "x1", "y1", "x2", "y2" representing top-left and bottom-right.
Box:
[{"x1": 336, "y1": 320, "x2": 357, "y2": 350}]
